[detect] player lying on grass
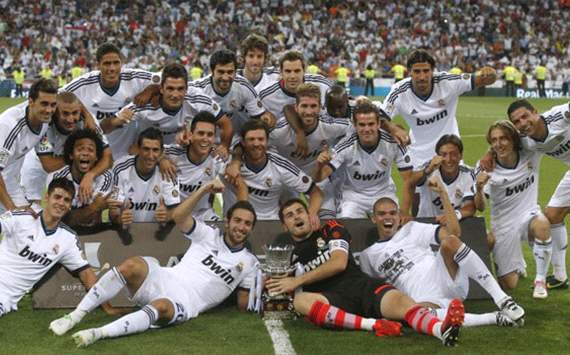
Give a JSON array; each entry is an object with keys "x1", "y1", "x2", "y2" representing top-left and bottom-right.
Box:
[
  {"x1": 0, "y1": 178, "x2": 116, "y2": 318},
  {"x1": 49, "y1": 178, "x2": 256, "y2": 347},
  {"x1": 266, "y1": 198, "x2": 465, "y2": 347},
  {"x1": 360, "y1": 175, "x2": 525, "y2": 327}
]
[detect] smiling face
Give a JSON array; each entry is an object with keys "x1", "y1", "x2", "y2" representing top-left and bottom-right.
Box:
[
  {"x1": 188, "y1": 121, "x2": 216, "y2": 157},
  {"x1": 354, "y1": 112, "x2": 380, "y2": 146},
  {"x1": 509, "y1": 107, "x2": 540, "y2": 137},
  {"x1": 55, "y1": 100, "x2": 82, "y2": 133},
  {"x1": 489, "y1": 127, "x2": 515, "y2": 161},
  {"x1": 372, "y1": 199, "x2": 400, "y2": 239},
  {"x1": 243, "y1": 128, "x2": 268, "y2": 164},
  {"x1": 281, "y1": 60, "x2": 304, "y2": 92},
  {"x1": 98, "y1": 52, "x2": 122, "y2": 88},
  {"x1": 71, "y1": 138, "x2": 98, "y2": 175},
  {"x1": 280, "y1": 201, "x2": 311, "y2": 239},
  {"x1": 212, "y1": 62, "x2": 236, "y2": 94},
  {"x1": 137, "y1": 138, "x2": 162, "y2": 174},
  {"x1": 45, "y1": 187, "x2": 73, "y2": 220},
  {"x1": 410, "y1": 62, "x2": 433, "y2": 96},
  {"x1": 160, "y1": 77, "x2": 186, "y2": 111},
  {"x1": 296, "y1": 96, "x2": 320, "y2": 131},
  {"x1": 29, "y1": 91, "x2": 57, "y2": 125},
  {"x1": 437, "y1": 143, "x2": 462, "y2": 176},
  {"x1": 244, "y1": 48, "x2": 265, "y2": 77},
  {"x1": 224, "y1": 208, "x2": 255, "y2": 247}
]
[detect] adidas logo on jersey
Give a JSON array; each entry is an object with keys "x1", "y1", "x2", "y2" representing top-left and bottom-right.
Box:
[
  {"x1": 416, "y1": 109, "x2": 448, "y2": 126},
  {"x1": 18, "y1": 245, "x2": 53, "y2": 267},
  {"x1": 353, "y1": 170, "x2": 385, "y2": 181},
  {"x1": 201, "y1": 255, "x2": 235, "y2": 284},
  {"x1": 505, "y1": 175, "x2": 535, "y2": 196},
  {"x1": 411, "y1": 109, "x2": 418, "y2": 115}
]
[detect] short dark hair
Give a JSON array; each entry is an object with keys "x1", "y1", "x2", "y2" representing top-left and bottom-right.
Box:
[
  {"x1": 486, "y1": 120, "x2": 522, "y2": 152},
  {"x1": 226, "y1": 200, "x2": 257, "y2": 227},
  {"x1": 240, "y1": 119, "x2": 269, "y2": 140},
  {"x1": 56, "y1": 91, "x2": 80, "y2": 104},
  {"x1": 435, "y1": 134, "x2": 463, "y2": 154},
  {"x1": 507, "y1": 99, "x2": 537, "y2": 119},
  {"x1": 47, "y1": 177, "x2": 76, "y2": 198},
  {"x1": 29, "y1": 78, "x2": 58, "y2": 100},
  {"x1": 63, "y1": 129, "x2": 105, "y2": 166},
  {"x1": 190, "y1": 111, "x2": 217, "y2": 132},
  {"x1": 161, "y1": 62, "x2": 188, "y2": 86},
  {"x1": 352, "y1": 102, "x2": 380, "y2": 124},
  {"x1": 278, "y1": 198, "x2": 307, "y2": 223},
  {"x1": 372, "y1": 197, "x2": 399, "y2": 213},
  {"x1": 210, "y1": 49, "x2": 238, "y2": 71},
  {"x1": 137, "y1": 127, "x2": 164, "y2": 148},
  {"x1": 279, "y1": 51, "x2": 305, "y2": 70},
  {"x1": 295, "y1": 83, "x2": 321, "y2": 105},
  {"x1": 96, "y1": 43, "x2": 122, "y2": 63},
  {"x1": 241, "y1": 33, "x2": 269, "y2": 59},
  {"x1": 406, "y1": 49, "x2": 436, "y2": 69}
]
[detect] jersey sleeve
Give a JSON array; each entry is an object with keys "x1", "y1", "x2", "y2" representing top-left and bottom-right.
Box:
[
  {"x1": 183, "y1": 219, "x2": 217, "y2": 243},
  {"x1": 241, "y1": 83, "x2": 266, "y2": 117},
  {"x1": 380, "y1": 86, "x2": 401, "y2": 119},
  {"x1": 358, "y1": 247, "x2": 375, "y2": 276},
  {"x1": 60, "y1": 236, "x2": 90, "y2": 274},
  {"x1": 329, "y1": 137, "x2": 353, "y2": 171},
  {"x1": 408, "y1": 222, "x2": 440, "y2": 248},
  {"x1": 185, "y1": 94, "x2": 224, "y2": 122},
  {"x1": 0, "y1": 124, "x2": 15, "y2": 170},
  {"x1": 276, "y1": 156, "x2": 314, "y2": 194},
  {"x1": 393, "y1": 143, "x2": 413, "y2": 171},
  {"x1": 0, "y1": 211, "x2": 17, "y2": 237},
  {"x1": 268, "y1": 119, "x2": 291, "y2": 148},
  {"x1": 461, "y1": 168, "x2": 477, "y2": 202},
  {"x1": 161, "y1": 177, "x2": 181, "y2": 208},
  {"x1": 322, "y1": 220, "x2": 351, "y2": 254},
  {"x1": 237, "y1": 258, "x2": 259, "y2": 290},
  {"x1": 94, "y1": 171, "x2": 113, "y2": 197},
  {"x1": 443, "y1": 73, "x2": 473, "y2": 96}
]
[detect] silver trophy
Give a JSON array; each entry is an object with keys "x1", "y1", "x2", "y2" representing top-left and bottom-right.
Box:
[{"x1": 261, "y1": 244, "x2": 296, "y2": 319}]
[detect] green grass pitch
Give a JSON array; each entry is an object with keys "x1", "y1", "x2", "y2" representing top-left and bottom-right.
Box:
[{"x1": 0, "y1": 96, "x2": 569, "y2": 354}]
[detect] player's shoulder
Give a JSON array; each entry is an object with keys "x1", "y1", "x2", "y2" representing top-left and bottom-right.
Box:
[
  {"x1": 458, "y1": 163, "x2": 475, "y2": 174},
  {"x1": 189, "y1": 75, "x2": 211, "y2": 89},
  {"x1": 379, "y1": 129, "x2": 399, "y2": 145},
  {"x1": 318, "y1": 113, "x2": 350, "y2": 127},
  {"x1": 119, "y1": 68, "x2": 154, "y2": 81},
  {"x1": 0, "y1": 102, "x2": 27, "y2": 125},
  {"x1": 113, "y1": 155, "x2": 137, "y2": 173},
  {"x1": 57, "y1": 221, "x2": 78, "y2": 238},
  {"x1": 263, "y1": 66, "x2": 280, "y2": 75},
  {"x1": 62, "y1": 71, "x2": 101, "y2": 92},
  {"x1": 543, "y1": 102, "x2": 570, "y2": 126},
  {"x1": 334, "y1": 131, "x2": 359, "y2": 152},
  {"x1": 321, "y1": 220, "x2": 350, "y2": 239},
  {"x1": 267, "y1": 152, "x2": 301, "y2": 173},
  {"x1": 384, "y1": 78, "x2": 413, "y2": 104},
  {"x1": 259, "y1": 81, "x2": 281, "y2": 99},
  {"x1": 234, "y1": 75, "x2": 257, "y2": 94},
  {"x1": 164, "y1": 143, "x2": 186, "y2": 157},
  {"x1": 272, "y1": 117, "x2": 290, "y2": 131},
  {"x1": 51, "y1": 165, "x2": 72, "y2": 180},
  {"x1": 304, "y1": 73, "x2": 332, "y2": 88}
]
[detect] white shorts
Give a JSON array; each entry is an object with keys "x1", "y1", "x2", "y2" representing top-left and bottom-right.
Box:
[
  {"x1": 0, "y1": 163, "x2": 29, "y2": 214},
  {"x1": 20, "y1": 150, "x2": 46, "y2": 202},
  {"x1": 0, "y1": 279, "x2": 19, "y2": 316},
  {"x1": 403, "y1": 254, "x2": 469, "y2": 308},
  {"x1": 547, "y1": 170, "x2": 570, "y2": 208},
  {"x1": 338, "y1": 191, "x2": 397, "y2": 219},
  {"x1": 131, "y1": 257, "x2": 197, "y2": 324},
  {"x1": 491, "y1": 208, "x2": 541, "y2": 277}
]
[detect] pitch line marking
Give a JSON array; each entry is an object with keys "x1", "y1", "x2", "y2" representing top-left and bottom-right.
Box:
[{"x1": 264, "y1": 319, "x2": 296, "y2": 355}]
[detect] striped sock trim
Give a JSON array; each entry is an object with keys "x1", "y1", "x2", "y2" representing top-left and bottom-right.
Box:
[
  {"x1": 141, "y1": 305, "x2": 158, "y2": 325},
  {"x1": 112, "y1": 267, "x2": 127, "y2": 286},
  {"x1": 453, "y1": 244, "x2": 471, "y2": 264}
]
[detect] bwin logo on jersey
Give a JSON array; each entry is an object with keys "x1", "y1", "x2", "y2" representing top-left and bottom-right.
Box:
[
  {"x1": 353, "y1": 170, "x2": 385, "y2": 181},
  {"x1": 201, "y1": 255, "x2": 235, "y2": 284},
  {"x1": 128, "y1": 198, "x2": 158, "y2": 211},
  {"x1": 506, "y1": 175, "x2": 535, "y2": 196},
  {"x1": 18, "y1": 246, "x2": 53, "y2": 266},
  {"x1": 181, "y1": 181, "x2": 202, "y2": 193},
  {"x1": 546, "y1": 140, "x2": 570, "y2": 158},
  {"x1": 416, "y1": 110, "x2": 448, "y2": 126},
  {"x1": 96, "y1": 111, "x2": 117, "y2": 121},
  {"x1": 248, "y1": 186, "x2": 269, "y2": 197},
  {"x1": 304, "y1": 250, "x2": 331, "y2": 272}
]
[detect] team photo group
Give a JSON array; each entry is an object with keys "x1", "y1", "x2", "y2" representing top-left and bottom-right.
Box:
[{"x1": 0, "y1": 17, "x2": 569, "y2": 352}]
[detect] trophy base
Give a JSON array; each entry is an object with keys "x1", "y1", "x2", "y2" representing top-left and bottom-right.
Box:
[{"x1": 262, "y1": 300, "x2": 295, "y2": 320}]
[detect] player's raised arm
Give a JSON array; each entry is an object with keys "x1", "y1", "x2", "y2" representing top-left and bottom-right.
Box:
[
  {"x1": 474, "y1": 66, "x2": 498, "y2": 88},
  {"x1": 428, "y1": 175, "x2": 461, "y2": 239},
  {"x1": 172, "y1": 178, "x2": 224, "y2": 232},
  {"x1": 474, "y1": 169, "x2": 489, "y2": 212}
]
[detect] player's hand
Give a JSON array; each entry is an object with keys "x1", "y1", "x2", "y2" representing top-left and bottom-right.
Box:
[
  {"x1": 476, "y1": 171, "x2": 490, "y2": 191},
  {"x1": 435, "y1": 214, "x2": 448, "y2": 225},
  {"x1": 133, "y1": 84, "x2": 160, "y2": 107},
  {"x1": 175, "y1": 130, "x2": 191, "y2": 146},
  {"x1": 78, "y1": 172, "x2": 95, "y2": 204},
  {"x1": 80, "y1": 103, "x2": 97, "y2": 131},
  {"x1": 207, "y1": 177, "x2": 225, "y2": 193},
  {"x1": 427, "y1": 175, "x2": 445, "y2": 194},
  {"x1": 309, "y1": 212, "x2": 321, "y2": 232},
  {"x1": 390, "y1": 124, "x2": 410, "y2": 146},
  {"x1": 425, "y1": 156, "x2": 444, "y2": 176},
  {"x1": 213, "y1": 144, "x2": 229, "y2": 161},
  {"x1": 294, "y1": 134, "x2": 309, "y2": 158},
  {"x1": 224, "y1": 160, "x2": 242, "y2": 186},
  {"x1": 479, "y1": 150, "x2": 496, "y2": 172},
  {"x1": 120, "y1": 209, "x2": 134, "y2": 227},
  {"x1": 316, "y1": 149, "x2": 332, "y2": 165},
  {"x1": 115, "y1": 107, "x2": 135, "y2": 127},
  {"x1": 260, "y1": 112, "x2": 276, "y2": 129},
  {"x1": 265, "y1": 277, "x2": 300, "y2": 294},
  {"x1": 159, "y1": 157, "x2": 177, "y2": 182},
  {"x1": 477, "y1": 66, "x2": 497, "y2": 83},
  {"x1": 154, "y1": 197, "x2": 168, "y2": 223}
]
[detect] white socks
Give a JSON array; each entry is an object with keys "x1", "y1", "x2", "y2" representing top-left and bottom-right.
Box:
[
  {"x1": 99, "y1": 305, "x2": 159, "y2": 339},
  {"x1": 550, "y1": 224, "x2": 568, "y2": 281},
  {"x1": 533, "y1": 238, "x2": 552, "y2": 282},
  {"x1": 76, "y1": 267, "x2": 127, "y2": 316}
]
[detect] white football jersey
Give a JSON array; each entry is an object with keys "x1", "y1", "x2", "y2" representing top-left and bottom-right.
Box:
[
  {"x1": 0, "y1": 103, "x2": 49, "y2": 206},
  {"x1": 269, "y1": 114, "x2": 351, "y2": 174},
  {"x1": 259, "y1": 74, "x2": 332, "y2": 118},
  {"x1": 46, "y1": 166, "x2": 113, "y2": 209},
  {"x1": 189, "y1": 75, "x2": 265, "y2": 136},
  {"x1": 476, "y1": 149, "x2": 542, "y2": 232},
  {"x1": 224, "y1": 152, "x2": 314, "y2": 220},
  {"x1": 381, "y1": 73, "x2": 473, "y2": 167},
  {"x1": 126, "y1": 93, "x2": 222, "y2": 145},
  {"x1": 359, "y1": 221, "x2": 441, "y2": 298},
  {"x1": 237, "y1": 67, "x2": 280, "y2": 92},
  {"x1": 173, "y1": 220, "x2": 258, "y2": 314},
  {"x1": 62, "y1": 69, "x2": 159, "y2": 159},
  {"x1": 164, "y1": 145, "x2": 225, "y2": 220},
  {"x1": 522, "y1": 102, "x2": 570, "y2": 166},
  {"x1": 112, "y1": 156, "x2": 180, "y2": 222},
  {"x1": 329, "y1": 130, "x2": 412, "y2": 204},
  {"x1": 35, "y1": 120, "x2": 110, "y2": 157},
  {"x1": 0, "y1": 211, "x2": 88, "y2": 308},
  {"x1": 416, "y1": 163, "x2": 475, "y2": 218}
]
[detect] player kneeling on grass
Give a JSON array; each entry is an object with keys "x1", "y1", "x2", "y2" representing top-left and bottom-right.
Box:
[
  {"x1": 0, "y1": 178, "x2": 116, "y2": 318},
  {"x1": 49, "y1": 178, "x2": 257, "y2": 347},
  {"x1": 266, "y1": 199, "x2": 465, "y2": 347},
  {"x1": 474, "y1": 121, "x2": 552, "y2": 299},
  {"x1": 360, "y1": 175, "x2": 525, "y2": 327}
]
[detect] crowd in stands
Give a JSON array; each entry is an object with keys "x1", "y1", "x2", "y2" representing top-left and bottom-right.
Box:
[{"x1": 0, "y1": 0, "x2": 569, "y2": 82}]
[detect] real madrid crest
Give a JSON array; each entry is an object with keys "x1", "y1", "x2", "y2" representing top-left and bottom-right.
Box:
[
  {"x1": 153, "y1": 185, "x2": 160, "y2": 195},
  {"x1": 438, "y1": 99, "x2": 445, "y2": 107},
  {"x1": 462, "y1": 73, "x2": 470, "y2": 80},
  {"x1": 172, "y1": 189, "x2": 179, "y2": 197},
  {"x1": 236, "y1": 262, "x2": 244, "y2": 272},
  {"x1": 265, "y1": 177, "x2": 272, "y2": 187},
  {"x1": 455, "y1": 189, "x2": 463, "y2": 199},
  {"x1": 205, "y1": 167, "x2": 212, "y2": 176},
  {"x1": 316, "y1": 237, "x2": 326, "y2": 249},
  {"x1": 380, "y1": 157, "x2": 389, "y2": 167}
]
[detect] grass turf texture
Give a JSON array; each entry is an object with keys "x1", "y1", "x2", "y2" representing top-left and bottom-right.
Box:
[{"x1": 1, "y1": 96, "x2": 570, "y2": 354}]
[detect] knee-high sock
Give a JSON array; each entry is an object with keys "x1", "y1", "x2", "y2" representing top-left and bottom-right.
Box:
[
  {"x1": 533, "y1": 238, "x2": 552, "y2": 282},
  {"x1": 97, "y1": 305, "x2": 159, "y2": 340},
  {"x1": 306, "y1": 301, "x2": 376, "y2": 331},
  {"x1": 550, "y1": 223, "x2": 568, "y2": 281},
  {"x1": 453, "y1": 244, "x2": 508, "y2": 308},
  {"x1": 433, "y1": 308, "x2": 495, "y2": 327},
  {"x1": 404, "y1": 305, "x2": 442, "y2": 338},
  {"x1": 71, "y1": 267, "x2": 127, "y2": 322}
]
